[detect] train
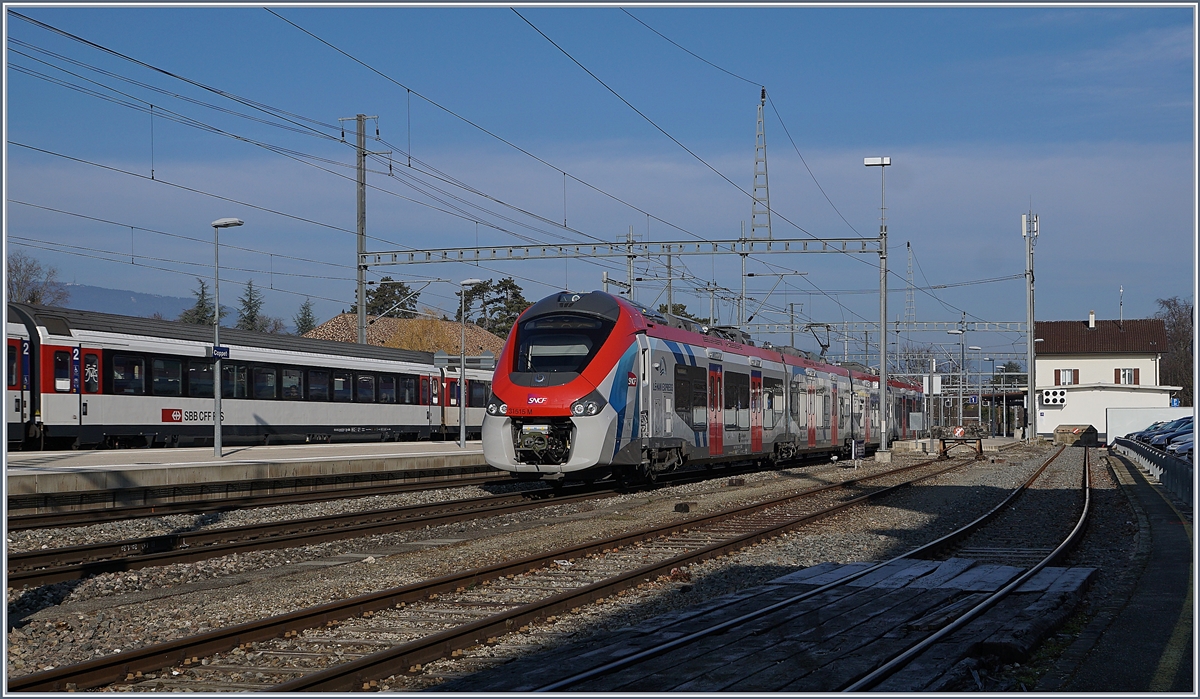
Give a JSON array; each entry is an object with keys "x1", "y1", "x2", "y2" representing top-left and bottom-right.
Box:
[
  {"x1": 6, "y1": 302, "x2": 492, "y2": 450},
  {"x1": 482, "y1": 291, "x2": 925, "y2": 484}
]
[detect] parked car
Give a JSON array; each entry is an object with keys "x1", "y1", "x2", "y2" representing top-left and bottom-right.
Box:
[
  {"x1": 1136, "y1": 417, "x2": 1192, "y2": 444},
  {"x1": 1166, "y1": 436, "x2": 1192, "y2": 456},
  {"x1": 1127, "y1": 421, "x2": 1168, "y2": 440},
  {"x1": 1150, "y1": 422, "x2": 1194, "y2": 448}
]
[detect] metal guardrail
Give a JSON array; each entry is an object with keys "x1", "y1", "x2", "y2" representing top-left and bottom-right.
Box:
[{"x1": 1111, "y1": 437, "x2": 1193, "y2": 503}]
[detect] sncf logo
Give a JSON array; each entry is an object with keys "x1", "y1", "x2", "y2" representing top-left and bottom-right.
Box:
[
  {"x1": 527, "y1": 395, "x2": 548, "y2": 405},
  {"x1": 162, "y1": 408, "x2": 183, "y2": 423},
  {"x1": 627, "y1": 372, "x2": 638, "y2": 387}
]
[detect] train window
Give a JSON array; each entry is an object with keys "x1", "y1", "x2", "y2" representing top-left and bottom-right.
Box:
[
  {"x1": 763, "y1": 378, "x2": 783, "y2": 430},
  {"x1": 674, "y1": 365, "x2": 707, "y2": 430},
  {"x1": 308, "y1": 370, "x2": 329, "y2": 401},
  {"x1": 420, "y1": 377, "x2": 430, "y2": 405},
  {"x1": 152, "y1": 358, "x2": 183, "y2": 396},
  {"x1": 253, "y1": 367, "x2": 277, "y2": 399},
  {"x1": 188, "y1": 361, "x2": 214, "y2": 398},
  {"x1": 356, "y1": 374, "x2": 376, "y2": 403},
  {"x1": 282, "y1": 369, "x2": 303, "y2": 400},
  {"x1": 54, "y1": 351, "x2": 71, "y2": 392},
  {"x1": 112, "y1": 355, "x2": 145, "y2": 395},
  {"x1": 399, "y1": 374, "x2": 418, "y2": 404},
  {"x1": 333, "y1": 371, "x2": 353, "y2": 402},
  {"x1": 469, "y1": 380, "x2": 489, "y2": 407},
  {"x1": 222, "y1": 365, "x2": 248, "y2": 399},
  {"x1": 725, "y1": 372, "x2": 750, "y2": 430},
  {"x1": 430, "y1": 378, "x2": 440, "y2": 405},
  {"x1": 379, "y1": 376, "x2": 397, "y2": 404},
  {"x1": 448, "y1": 378, "x2": 458, "y2": 407},
  {"x1": 7, "y1": 345, "x2": 16, "y2": 388},
  {"x1": 515, "y1": 315, "x2": 614, "y2": 374},
  {"x1": 84, "y1": 353, "x2": 100, "y2": 393}
]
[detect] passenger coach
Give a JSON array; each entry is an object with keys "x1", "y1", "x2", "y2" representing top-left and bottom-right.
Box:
[
  {"x1": 482, "y1": 291, "x2": 923, "y2": 484},
  {"x1": 6, "y1": 303, "x2": 490, "y2": 449}
]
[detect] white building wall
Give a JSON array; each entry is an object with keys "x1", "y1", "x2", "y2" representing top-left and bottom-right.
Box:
[
  {"x1": 1036, "y1": 384, "x2": 1173, "y2": 440},
  {"x1": 1035, "y1": 354, "x2": 1158, "y2": 388}
]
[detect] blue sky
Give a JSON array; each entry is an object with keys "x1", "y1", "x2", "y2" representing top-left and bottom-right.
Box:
[{"x1": 5, "y1": 4, "x2": 1194, "y2": 364}]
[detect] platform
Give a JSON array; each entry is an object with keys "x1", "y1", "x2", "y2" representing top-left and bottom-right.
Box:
[{"x1": 5, "y1": 441, "x2": 488, "y2": 499}]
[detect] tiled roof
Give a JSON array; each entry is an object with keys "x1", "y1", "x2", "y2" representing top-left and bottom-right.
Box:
[
  {"x1": 304, "y1": 314, "x2": 507, "y2": 356},
  {"x1": 1035, "y1": 318, "x2": 1166, "y2": 355}
]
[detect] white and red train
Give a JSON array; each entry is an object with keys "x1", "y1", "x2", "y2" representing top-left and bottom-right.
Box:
[
  {"x1": 6, "y1": 303, "x2": 491, "y2": 449},
  {"x1": 482, "y1": 291, "x2": 924, "y2": 483}
]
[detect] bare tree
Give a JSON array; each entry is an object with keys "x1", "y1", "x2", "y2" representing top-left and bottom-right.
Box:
[
  {"x1": 1156, "y1": 296, "x2": 1193, "y2": 406},
  {"x1": 7, "y1": 250, "x2": 69, "y2": 306}
]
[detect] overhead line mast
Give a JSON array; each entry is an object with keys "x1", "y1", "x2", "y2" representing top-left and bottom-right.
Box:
[{"x1": 751, "y1": 88, "x2": 772, "y2": 241}]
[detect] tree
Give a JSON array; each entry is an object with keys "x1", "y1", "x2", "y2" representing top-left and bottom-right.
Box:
[
  {"x1": 1156, "y1": 296, "x2": 1193, "y2": 406},
  {"x1": 293, "y1": 298, "x2": 318, "y2": 335},
  {"x1": 234, "y1": 280, "x2": 288, "y2": 333},
  {"x1": 351, "y1": 277, "x2": 417, "y2": 318},
  {"x1": 454, "y1": 277, "x2": 530, "y2": 337},
  {"x1": 995, "y1": 361, "x2": 1023, "y2": 387},
  {"x1": 658, "y1": 303, "x2": 701, "y2": 322},
  {"x1": 236, "y1": 279, "x2": 265, "y2": 331},
  {"x1": 178, "y1": 278, "x2": 226, "y2": 326},
  {"x1": 7, "y1": 250, "x2": 69, "y2": 306}
]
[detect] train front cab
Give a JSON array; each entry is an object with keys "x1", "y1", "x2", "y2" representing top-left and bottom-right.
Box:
[{"x1": 483, "y1": 292, "x2": 643, "y2": 482}]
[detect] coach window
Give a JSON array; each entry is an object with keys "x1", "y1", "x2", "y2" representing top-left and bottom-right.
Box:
[
  {"x1": 222, "y1": 365, "x2": 248, "y2": 399},
  {"x1": 379, "y1": 376, "x2": 397, "y2": 404},
  {"x1": 54, "y1": 351, "x2": 71, "y2": 392},
  {"x1": 674, "y1": 365, "x2": 707, "y2": 429},
  {"x1": 7, "y1": 345, "x2": 17, "y2": 388},
  {"x1": 84, "y1": 353, "x2": 100, "y2": 393},
  {"x1": 188, "y1": 361, "x2": 214, "y2": 398},
  {"x1": 281, "y1": 368, "x2": 303, "y2": 400},
  {"x1": 112, "y1": 355, "x2": 145, "y2": 395},
  {"x1": 399, "y1": 374, "x2": 417, "y2": 404},
  {"x1": 333, "y1": 370, "x2": 353, "y2": 402},
  {"x1": 152, "y1": 358, "x2": 183, "y2": 396},
  {"x1": 470, "y1": 380, "x2": 489, "y2": 407},
  {"x1": 308, "y1": 370, "x2": 329, "y2": 401},
  {"x1": 253, "y1": 367, "x2": 277, "y2": 399},
  {"x1": 356, "y1": 374, "x2": 376, "y2": 403}
]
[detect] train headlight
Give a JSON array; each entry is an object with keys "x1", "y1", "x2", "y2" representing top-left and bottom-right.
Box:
[
  {"x1": 486, "y1": 396, "x2": 508, "y2": 416},
  {"x1": 570, "y1": 391, "x2": 607, "y2": 417}
]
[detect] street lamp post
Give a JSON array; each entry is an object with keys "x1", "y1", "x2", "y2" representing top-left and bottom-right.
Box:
[
  {"x1": 947, "y1": 329, "x2": 964, "y2": 425},
  {"x1": 999, "y1": 368, "x2": 1007, "y2": 436},
  {"x1": 864, "y1": 156, "x2": 891, "y2": 453},
  {"x1": 210, "y1": 217, "x2": 243, "y2": 458},
  {"x1": 459, "y1": 278, "x2": 485, "y2": 448},
  {"x1": 969, "y1": 346, "x2": 981, "y2": 426},
  {"x1": 984, "y1": 356, "x2": 995, "y2": 435}
]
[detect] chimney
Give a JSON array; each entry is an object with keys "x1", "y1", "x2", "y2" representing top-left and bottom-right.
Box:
[{"x1": 1089, "y1": 310, "x2": 1096, "y2": 329}]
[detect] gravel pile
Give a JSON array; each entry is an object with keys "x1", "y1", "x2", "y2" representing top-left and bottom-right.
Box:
[{"x1": 9, "y1": 444, "x2": 1131, "y2": 691}]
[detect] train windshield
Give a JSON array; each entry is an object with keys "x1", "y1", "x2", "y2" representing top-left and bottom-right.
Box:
[{"x1": 516, "y1": 314, "x2": 614, "y2": 374}]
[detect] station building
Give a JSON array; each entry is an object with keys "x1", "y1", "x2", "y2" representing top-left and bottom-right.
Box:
[{"x1": 1034, "y1": 312, "x2": 1180, "y2": 441}]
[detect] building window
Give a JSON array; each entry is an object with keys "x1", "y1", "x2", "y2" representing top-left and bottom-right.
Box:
[
  {"x1": 1116, "y1": 368, "x2": 1140, "y2": 385},
  {"x1": 1055, "y1": 369, "x2": 1079, "y2": 386}
]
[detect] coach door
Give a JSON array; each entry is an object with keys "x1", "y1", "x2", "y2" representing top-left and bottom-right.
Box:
[
  {"x1": 750, "y1": 370, "x2": 763, "y2": 452},
  {"x1": 830, "y1": 380, "x2": 838, "y2": 447},
  {"x1": 708, "y1": 363, "x2": 723, "y2": 456},
  {"x1": 807, "y1": 375, "x2": 817, "y2": 447}
]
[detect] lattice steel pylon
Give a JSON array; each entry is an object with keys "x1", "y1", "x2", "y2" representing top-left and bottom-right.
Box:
[
  {"x1": 751, "y1": 87, "x2": 772, "y2": 240},
  {"x1": 904, "y1": 241, "x2": 916, "y2": 368}
]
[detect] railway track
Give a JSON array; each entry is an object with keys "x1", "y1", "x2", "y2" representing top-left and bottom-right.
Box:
[
  {"x1": 8, "y1": 468, "x2": 503, "y2": 531},
  {"x1": 8, "y1": 455, "x2": 975, "y2": 692},
  {"x1": 510, "y1": 445, "x2": 1090, "y2": 693}
]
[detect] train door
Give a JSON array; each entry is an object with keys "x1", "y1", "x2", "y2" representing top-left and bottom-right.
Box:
[
  {"x1": 807, "y1": 375, "x2": 816, "y2": 447},
  {"x1": 79, "y1": 348, "x2": 102, "y2": 428},
  {"x1": 6, "y1": 339, "x2": 25, "y2": 442},
  {"x1": 651, "y1": 349, "x2": 667, "y2": 437},
  {"x1": 830, "y1": 380, "x2": 839, "y2": 447},
  {"x1": 708, "y1": 363, "x2": 723, "y2": 456},
  {"x1": 750, "y1": 370, "x2": 763, "y2": 452},
  {"x1": 638, "y1": 337, "x2": 651, "y2": 439}
]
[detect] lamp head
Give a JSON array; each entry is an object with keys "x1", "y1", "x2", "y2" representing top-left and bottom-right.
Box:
[
  {"x1": 460, "y1": 278, "x2": 485, "y2": 286},
  {"x1": 864, "y1": 157, "x2": 891, "y2": 167},
  {"x1": 211, "y1": 218, "x2": 244, "y2": 228},
  {"x1": 946, "y1": 329, "x2": 963, "y2": 336}
]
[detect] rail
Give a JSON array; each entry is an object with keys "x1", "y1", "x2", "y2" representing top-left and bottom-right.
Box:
[{"x1": 1111, "y1": 437, "x2": 1192, "y2": 503}]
